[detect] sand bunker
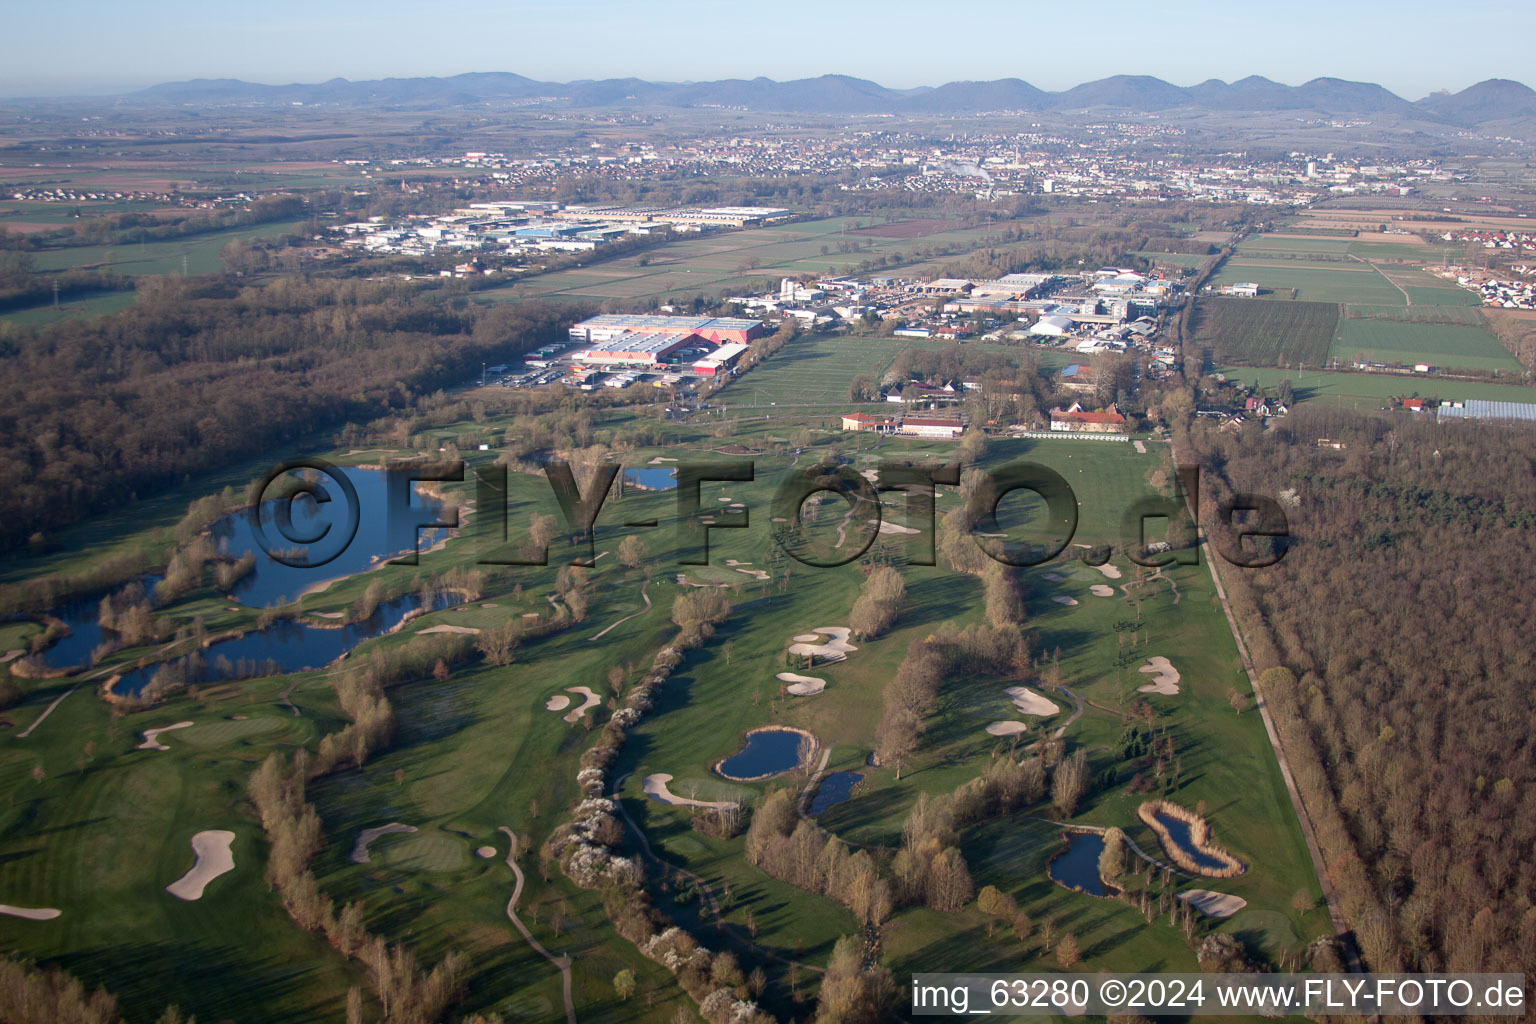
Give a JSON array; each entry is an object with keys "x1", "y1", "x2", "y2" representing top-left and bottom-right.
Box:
[
  {"x1": 417, "y1": 624, "x2": 481, "y2": 635},
  {"x1": 1043, "y1": 572, "x2": 1064, "y2": 581},
  {"x1": 649, "y1": 456, "x2": 678, "y2": 464},
  {"x1": 1178, "y1": 889, "x2": 1247, "y2": 918},
  {"x1": 717, "y1": 497, "x2": 733, "y2": 503},
  {"x1": 787, "y1": 627, "x2": 858, "y2": 662},
  {"x1": 0, "y1": 905, "x2": 61, "y2": 920},
  {"x1": 724, "y1": 559, "x2": 752, "y2": 566},
  {"x1": 480, "y1": 602, "x2": 498, "y2": 608},
  {"x1": 563, "y1": 686, "x2": 601, "y2": 723},
  {"x1": 1005, "y1": 686, "x2": 1060, "y2": 717},
  {"x1": 476, "y1": 845, "x2": 497, "y2": 859},
  {"x1": 1090, "y1": 584, "x2": 1115, "y2": 597},
  {"x1": 735, "y1": 568, "x2": 771, "y2": 580},
  {"x1": 777, "y1": 672, "x2": 826, "y2": 696},
  {"x1": 310, "y1": 611, "x2": 345, "y2": 619},
  {"x1": 676, "y1": 574, "x2": 728, "y2": 588},
  {"x1": 1134, "y1": 440, "x2": 1147, "y2": 454},
  {"x1": 1052, "y1": 595, "x2": 1079, "y2": 606},
  {"x1": 1137, "y1": 656, "x2": 1181, "y2": 695},
  {"x1": 643, "y1": 773, "x2": 737, "y2": 809},
  {"x1": 545, "y1": 694, "x2": 571, "y2": 711},
  {"x1": 138, "y1": 721, "x2": 194, "y2": 751},
  {"x1": 165, "y1": 830, "x2": 236, "y2": 901},
  {"x1": 770, "y1": 516, "x2": 788, "y2": 523},
  {"x1": 351, "y1": 823, "x2": 417, "y2": 864},
  {"x1": 1093, "y1": 563, "x2": 1123, "y2": 580},
  {"x1": 871, "y1": 519, "x2": 920, "y2": 535},
  {"x1": 985, "y1": 721, "x2": 1030, "y2": 736}
]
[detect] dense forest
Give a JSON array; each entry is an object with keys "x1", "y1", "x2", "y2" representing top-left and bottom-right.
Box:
[
  {"x1": 1187, "y1": 407, "x2": 1536, "y2": 978},
  {"x1": 0, "y1": 276, "x2": 573, "y2": 553}
]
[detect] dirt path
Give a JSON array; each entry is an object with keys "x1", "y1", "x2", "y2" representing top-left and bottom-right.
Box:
[
  {"x1": 16, "y1": 682, "x2": 83, "y2": 738},
  {"x1": 1202, "y1": 537, "x2": 1364, "y2": 973},
  {"x1": 497, "y1": 827, "x2": 576, "y2": 1024},
  {"x1": 589, "y1": 580, "x2": 650, "y2": 641},
  {"x1": 1352, "y1": 254, "x2": 1411, "y2": 305}
]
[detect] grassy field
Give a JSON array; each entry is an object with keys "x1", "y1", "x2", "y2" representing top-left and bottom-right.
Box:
[
  {"x1": 0, "y1": 289, "x2": 137, "y2": 327},
  {"x1": 1131, "y1": 251, "x2": 1211, "y2": 268},
  {"x1": 616, "y1": 437, "x2": 1326, "y2": 982},
  {"x1": 1189, "y1": 297, "x2": 1338, "y2": 368},
  {"x1": 25, "y1": 218, "x2": 306, "y2": 277},
  {"x1": 1, "y1": 399, "x2": 1327, "y2": 1020},
  {"x1": 714, "y1": 334, "x2": 910, "y2": 406},
  {"x1": 478, "y1": 216, "x2": 999, "y2": 306}
]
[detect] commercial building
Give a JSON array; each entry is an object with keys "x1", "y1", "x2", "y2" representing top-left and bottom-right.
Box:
[
  {"x1": 573, "y1": 330, "x2": 700, "y2": 367},
  {"x1": 570, "y1": 314, "x2": 764, "y2": 346},
  {"x1": 840, "y1": 412, "x2": 899, "y2": 433},
  {"x1": 692, "y1": 342, "x2": 750, "y2": 377},
  {"x1": 900, "y1": 416, "x2": 965, "y2": 439}
]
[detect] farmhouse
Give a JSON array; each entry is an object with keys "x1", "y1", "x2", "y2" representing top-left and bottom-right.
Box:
[{"x1": 1049, "y1": 401, "x2": 1128, "y2": 433}]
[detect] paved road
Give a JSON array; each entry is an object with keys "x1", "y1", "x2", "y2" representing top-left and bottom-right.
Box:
[
  {"x1": 1201, "y1": 541, "x2": 1365, "y2": 973},
  {"x1": 498, "y1": 827, "x2": 577, "y2": 1024}
]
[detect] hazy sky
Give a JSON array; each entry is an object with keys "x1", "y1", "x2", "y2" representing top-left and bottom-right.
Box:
[{"x1": 4, "y1": 0, "x2": 1531, "y2": 99}]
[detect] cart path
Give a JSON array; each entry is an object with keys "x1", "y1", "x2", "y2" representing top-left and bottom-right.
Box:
[
  {"x1": 589, "y1": 580, "x2": 650, "y2": 641},
  {"x1": 497, "y1": 827, "x2": 576, "y2": 1024}
]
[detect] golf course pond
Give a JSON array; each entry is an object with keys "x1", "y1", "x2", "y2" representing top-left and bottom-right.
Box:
[
  {"x1": 715, "y1": 727, "x2": 816, "y2": 781},
  {"x1": 109, "y1": 591, "x2": 465, "y2": 697},
  {"x1": 622, "y1": 467, "x2": 678, "y2": 492},
  {"x1": 808, "y1": 771, "x2": 863, "y2": 816},
  {"x1": 1146, "y1": 808, "x2": 1243, "y2": 874},
  {"x1": 1048, "y1": 831, "x2": 1108, "y2": 897},
  {"x1": 212, "y1": 465, "x2": 449, "y2": 608},
  {"x1": 34, "y1": 574, "x2": 164, "y2": 670}
]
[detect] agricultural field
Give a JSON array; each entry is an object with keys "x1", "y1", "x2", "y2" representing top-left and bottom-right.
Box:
[
  {"x1": 1330, "y1": 317, "x2": 1524, "y2": 373},
  {"x1": 1131, "y1": 250, "x2": 1210, "y2": 268},
  {"x1": 480, "y1": 216, "x2": 991, "y2": 306},
  {"x1": 25, "y1": 217, "x2": 307, "y2": 276},
  {"x1": 1189, "y1": 296, "x2": 1339, "y2": 368},
  {"x1": 1210, "y1": 260, "x2": 1407, "y2": 304}
]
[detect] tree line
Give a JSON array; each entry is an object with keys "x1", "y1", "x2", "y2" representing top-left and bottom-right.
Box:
[
  {"x1": 0, "y1": 274, "x2": 572, "y2": 553},
  {"x1": 1186, "y1": 405, "x2": 1536, "y2": 978}
]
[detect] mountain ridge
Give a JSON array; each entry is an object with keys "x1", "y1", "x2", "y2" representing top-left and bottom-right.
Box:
[{"x1": 120, "y1": 73, "x2": 1535, "y2": 124}]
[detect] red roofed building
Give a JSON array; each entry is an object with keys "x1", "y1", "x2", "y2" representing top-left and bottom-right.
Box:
[
  {"x1": 1049, "y1": 401, "x2": 1128, "y2": 433},
  {"x1": 841, "y1": 412, "x2": 899, "y2": 433}
]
